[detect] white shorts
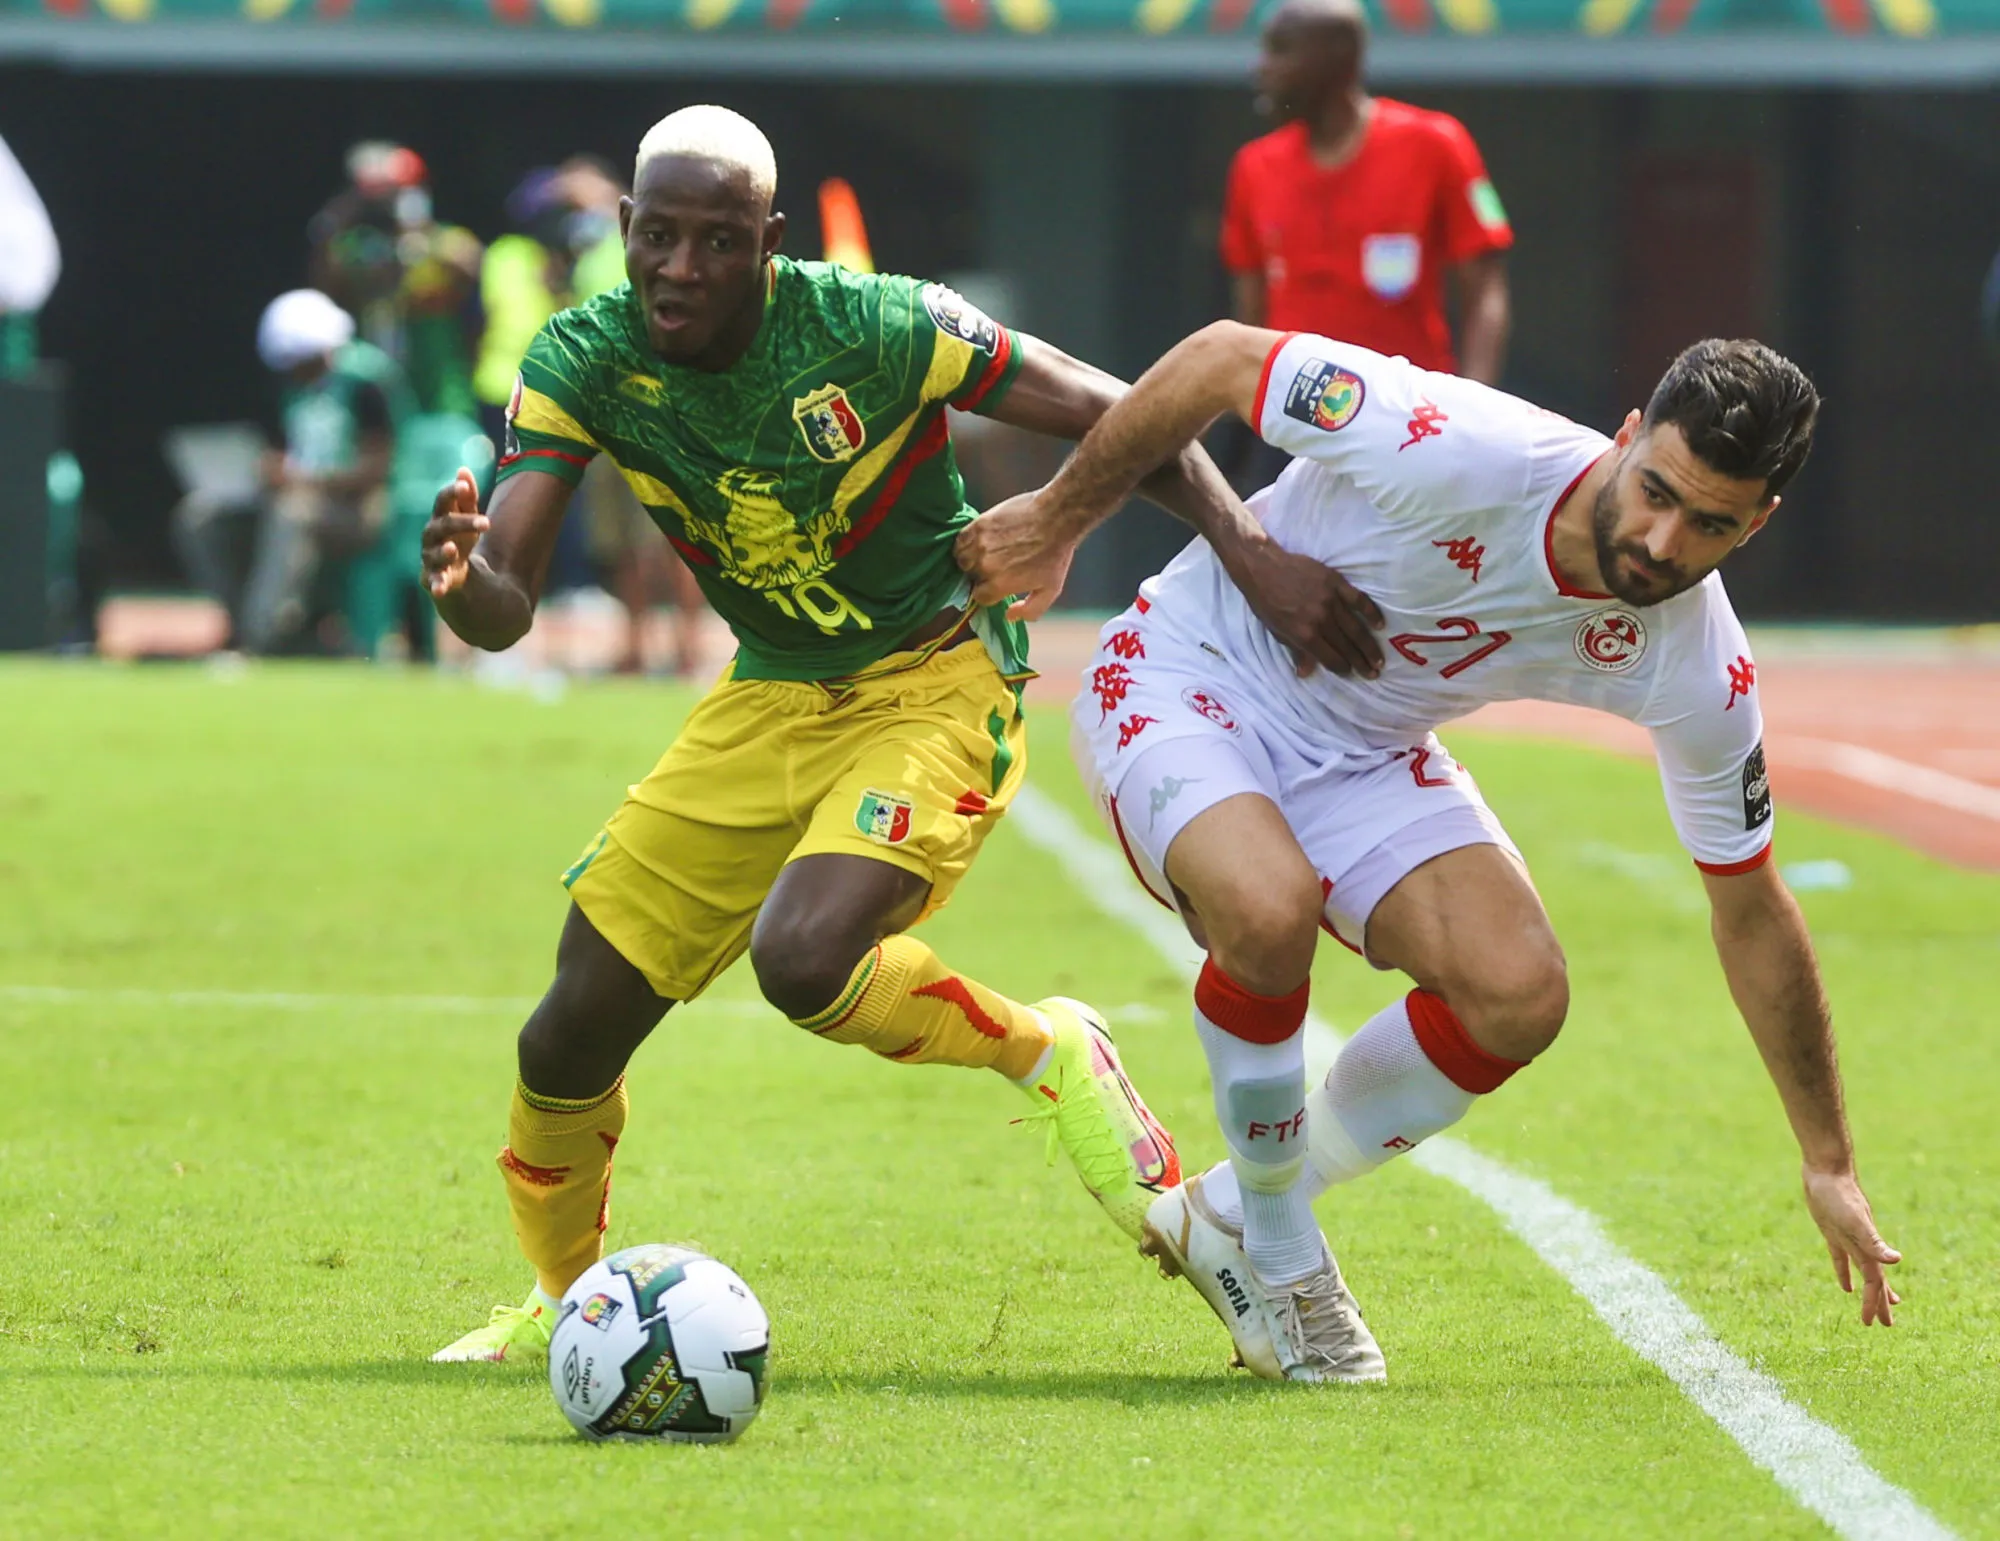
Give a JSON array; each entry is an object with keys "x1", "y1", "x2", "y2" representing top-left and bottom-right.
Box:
[{"x1": 1069, "y1": 607, "x2": 1521, "y2": 964}]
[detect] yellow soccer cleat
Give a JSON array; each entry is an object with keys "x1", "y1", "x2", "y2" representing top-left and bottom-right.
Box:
[
  {"x1": 430, "y1": 1289, "x2": 557, "y2": 1364},
  {"x1": 1016, "y1": 998, "x2": 1180, "y2": 1241}
]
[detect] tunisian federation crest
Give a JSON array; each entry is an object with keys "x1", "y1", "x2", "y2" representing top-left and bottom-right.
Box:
[{"x1": 792, "y1": 383, "x2": 867, "y2": 464}]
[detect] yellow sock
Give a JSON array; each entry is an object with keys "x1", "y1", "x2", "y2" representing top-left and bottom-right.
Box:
[
  {"x1": 497, "y1": 1076, "x2": 629, "y2": 1300},
  {"x1": 794, "y1": 935, "x2": 1054, "y2": 1082}
]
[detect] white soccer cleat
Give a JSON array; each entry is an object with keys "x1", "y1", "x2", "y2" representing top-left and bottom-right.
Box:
[
  {"x1": 1263, "y1": 1249, "x2": 1386, "y2": 1384},
  {"x1": 1140, "y1": 1167, "x2": 1387, "y2": 1384},
  {"x1": 1138, "y1": 1169, "x2": 1284, "y2": 1380}
]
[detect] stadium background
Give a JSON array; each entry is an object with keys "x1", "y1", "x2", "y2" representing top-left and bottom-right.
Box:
[
  {"x1": 7, "y1": 8, "x2": 2000, "y2": 1535},
  {"x1": 3, "y1": 0, "x2": 2000, "y2": 619}
]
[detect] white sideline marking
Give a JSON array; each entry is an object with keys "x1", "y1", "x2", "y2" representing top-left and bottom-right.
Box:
[
  {"x1": 1009, "y1": 784, "x2": 1953, "y2": 1541},
  {"x1": 1785, "y1": 736, "x2": 2000, "y2": 824}
]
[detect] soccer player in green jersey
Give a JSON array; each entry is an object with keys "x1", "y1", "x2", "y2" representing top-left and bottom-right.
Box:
[{"x1": 425, "y1": 106, "x2": 1380, "y2": 1363}]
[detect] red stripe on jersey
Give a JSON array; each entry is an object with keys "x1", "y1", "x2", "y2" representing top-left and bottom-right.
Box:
[
  {"x1": 1107, "y1": 794, "x2": 1177, "y2": 913},
  {"x1": 952, "y1": 328, "x2": 1016, "y2": 414},
  {"x1": 1695, "y1": 843, "x2": 1773, "y2": 877},
  {"x1": 1249, "y1": 331, "x2": 1303, "y2": 437},
  {"x1": 1543, "y1": 450, "x2": 1614, "y2": 600},
  {"x1": 831, "y1": 413, "x2": 952, "y2": 562},
  {"x1": 499, "y1": 448, "x2": 593, "y2": 470}
]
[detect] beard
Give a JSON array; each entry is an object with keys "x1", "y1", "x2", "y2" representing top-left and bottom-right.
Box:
[{"x1": 1590, "y1": 484, "x2": 1703, "y2": 607}]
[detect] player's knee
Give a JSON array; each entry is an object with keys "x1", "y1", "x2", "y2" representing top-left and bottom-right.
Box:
[
  {"x1": 1457, "y1": 943, "x2": 1569, "y2": 1062},
  {"x1": 1195, "y1": 865, "x2": 1324, "y2": 997},
  {"x1": 749, "y1": 924, "x2": 858, "y2": 1022}
]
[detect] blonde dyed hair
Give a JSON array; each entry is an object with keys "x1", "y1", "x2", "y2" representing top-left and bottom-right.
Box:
[{"x1": 633, "y1": 106, "x2": 777, "y2": 203}]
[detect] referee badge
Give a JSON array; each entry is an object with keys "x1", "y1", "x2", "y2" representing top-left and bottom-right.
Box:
[{"x1": 1362, "y1": 233, "x2": 1422, "y2": 302}]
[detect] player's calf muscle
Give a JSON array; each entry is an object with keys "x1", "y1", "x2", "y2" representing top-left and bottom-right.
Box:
[{"x1": 515, "y1": 906, "x2": 673, "y2": 1099}]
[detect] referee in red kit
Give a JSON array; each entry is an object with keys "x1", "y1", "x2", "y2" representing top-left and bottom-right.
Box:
[{"x1": 1222, "y1": 0, "x2": 1513, "y2": 398}]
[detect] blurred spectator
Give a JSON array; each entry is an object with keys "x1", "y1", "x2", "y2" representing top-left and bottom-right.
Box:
[
  {"x1": 0, "y1": 131, "x2": 100, "y2": 652},
  {"x1": 474, "y1": 156, "x2": 626, "y2": 440},
  {"x1": 174, "y1": 290, "x2": 411, "y2": 655},
  {"x1": 310, "y1": 142, "x2": 484, "y2": 420},
  {"x1": 1221, "y1": 0, "x2": 1513, "y2": 404},
  {"x1": 477, "y1": 156, "x2": 705, "y2": 672},
  {"x1": 0, "y1": 131, "x2": 59, "y2": 378}
]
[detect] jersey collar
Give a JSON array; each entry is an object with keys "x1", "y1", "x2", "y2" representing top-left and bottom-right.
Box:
[{"x1": 1542, "y1": 449, "x2": 1615, "y2": 601}]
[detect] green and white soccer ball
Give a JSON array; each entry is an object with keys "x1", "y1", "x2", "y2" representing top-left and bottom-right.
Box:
[{"x1": 549, "y1": 1244, "x2": 770, "y2": 1444}]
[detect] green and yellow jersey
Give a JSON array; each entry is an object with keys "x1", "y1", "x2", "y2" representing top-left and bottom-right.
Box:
[{"x1": 496, "y1": 257, "x2": 1029, "y2": 683}]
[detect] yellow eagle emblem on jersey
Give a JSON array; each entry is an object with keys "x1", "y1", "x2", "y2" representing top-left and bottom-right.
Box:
[{"x1": 690, "y1": 468, "x2": 842, "y2": 591}]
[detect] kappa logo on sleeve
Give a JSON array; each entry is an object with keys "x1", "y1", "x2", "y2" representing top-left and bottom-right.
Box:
[
  {"x1": 921, "y1": 283, "x2": 1000, "y2": 355},
  {"x1": 1742, "y1": 742, "x2": 1773, "y2": 830},
  {"x1": 1282, "y1": 358, "x2": 1366, "y2": 433}
]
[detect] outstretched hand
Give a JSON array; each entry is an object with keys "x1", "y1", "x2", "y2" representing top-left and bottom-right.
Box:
[
  {"x1": 421, "y1": 469, "x2": 489, "y2": 600},
  {"x1": 1803, "y1": 1165, "x2": 1902, "y2": 1326},
  {"x1": 955, "y1": 492, "x2": 1077, "y2": 622},
  {"x1": 1230, "y1": 540, "x2": 1387, "y2": 680}
]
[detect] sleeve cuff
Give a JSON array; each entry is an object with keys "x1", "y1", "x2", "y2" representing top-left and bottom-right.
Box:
[
  {"x1": 1694, "y1": 843, "x2": 1773, "y2": 877},
  {"x1": 495, "y1": 446, "x2": 593, "y2": 487},
  {"x1": 1249, "y1": 331, "x2": 1301, "y2": 438},
  {"x1": 952, "y1": 327, "x2": 1021, "y2": 415}
]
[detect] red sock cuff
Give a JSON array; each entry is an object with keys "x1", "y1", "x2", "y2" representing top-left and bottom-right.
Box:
[
  {"x1": 1195, "y1": 958, "x2": 1309, "y2": 1045},
  {"x1": 1406, "y1": 989, "x2": 1525, "y2": 1095}
]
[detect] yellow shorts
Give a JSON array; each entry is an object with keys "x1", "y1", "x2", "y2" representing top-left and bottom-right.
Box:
[{"x1": 561, "y1": 639, "x2": 1028, "y2": 1001}]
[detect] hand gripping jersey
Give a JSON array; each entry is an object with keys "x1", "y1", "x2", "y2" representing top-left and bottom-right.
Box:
[
  {"x1": 496, "y1": 258, "x2": 1029, "y2": 683},
  {"x1": 1134, "y1": 333, "x2": 1774, "y2": 876}
]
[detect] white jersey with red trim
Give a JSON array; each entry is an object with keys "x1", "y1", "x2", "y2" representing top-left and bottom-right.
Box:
[{"x1": 1132, "y1": 332, "x2": 1773, "y2": 874}]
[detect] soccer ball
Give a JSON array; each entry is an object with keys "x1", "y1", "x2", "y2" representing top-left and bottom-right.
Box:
[{"x1": 548, "y1": 1244, "x2": 770, "y2": 1444}]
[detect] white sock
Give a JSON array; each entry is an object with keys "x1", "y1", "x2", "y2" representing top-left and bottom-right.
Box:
[
  {"x1": 1206, "y1": 996, "x2": 1483, "y2": 1229},
  {"x1": 1008, "y1": 1025, "x2": 1056, "y2": 1089},
  {"x1": 1308, "y1": 995, "x2": 1479, "y2": 1190},
  {"x1": 1192, "y1": 1003, "x2": 1322, "y2": 1286}
]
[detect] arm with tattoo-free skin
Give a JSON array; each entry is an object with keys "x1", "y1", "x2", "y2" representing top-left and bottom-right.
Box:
[
  {"x1": 1702, "y1": 861, "x2": 1902, "y2": 1325},
  {"x1": 1450, "y1": 253, "x2": 1511, "y2": 387},
  {"x1": 957, "y1": 329, "x2": 1385, "y2": 678},
  {"x1": 995, "y1": 321, "x2": 1276, "y2": 548},
  {"x1": 421, "y1": 467, "x2": 571, "y2": 650}
]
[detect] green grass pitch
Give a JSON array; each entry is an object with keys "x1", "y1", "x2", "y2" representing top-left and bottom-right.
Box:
[{"x1": 1, "y1": 661, "x2": 1994, "y2": 1538}]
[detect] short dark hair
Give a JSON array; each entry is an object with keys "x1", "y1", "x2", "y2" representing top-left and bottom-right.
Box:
[{"x1": 1643, "y1": 339, "x2": 1820, "y2": 498}]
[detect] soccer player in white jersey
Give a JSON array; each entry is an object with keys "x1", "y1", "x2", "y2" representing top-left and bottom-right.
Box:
[{"x1": 956, "y1": 325, "x2": 1903, "y2": 1382}]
